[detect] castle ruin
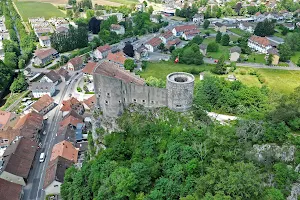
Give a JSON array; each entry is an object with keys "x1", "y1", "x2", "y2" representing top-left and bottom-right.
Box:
[{"x1": 93, "y1": 61, "x2": 195, "y2": 117}]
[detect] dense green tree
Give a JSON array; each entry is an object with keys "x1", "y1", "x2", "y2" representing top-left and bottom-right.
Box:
[
  {"x1": 124, "y1": 59, "x2": 136, "y2": 71},
  {"x1": 254, "y1": 20, "x2": 275, "y2": 37},
  {"x1": 278, "y1": 43, "x2": 292, "y2": 62},
  {"x1": 266, "y1": 54, "x2": 273, "y2": 65},
  {"x1": 203, "y1": 20, "x2": 210, "y2": 29},
  {"x1": 207, "y1": 42, "x2": 219, "y2": 52},
  {"x1": 221, "y1": 34, "x2": 230, "y2": 46},
  {"x1": 285, "y1": 32, "x2": 300, "y2": 51},
  {"x1": 262, "y1": 188, "x2": 285, "y2": 200},
  {"x1": 215, "y1": 31, "x2": 222, "y2": 43},
  {"x1": 4, "y1": 52, "x2": 17, "y2": 69},
  {"x1": 211, "y1": 55, "x2": 226, "y2": 74},
  {"x1": 0, "y1": 60, "x2": 12, "y2": 91},
  {"x1": 10, "y1": 73, "x2": 28, "y2": 93}
]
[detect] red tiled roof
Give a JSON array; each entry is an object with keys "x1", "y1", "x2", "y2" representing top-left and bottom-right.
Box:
[
  {"x1": 0, "y1": 128, "x2": 21, "y2": 146},
  {"x1": 167, "y1": 38, "x2": 181, "y2": 46},
  {"x1": 255, "y1": 12, "x2": 262, "y2": 16},
  {"x1": 35, "y1": 48, "x2": 57, "y2": 60},
  {"x1": 94, "y1": 61, "x2": 145, "y2": 85},
  {"x1": 146, "y1": 37, "x2": 162, "y2": 47},
  {"x1": 60, "y1": 97, "x2": 82, "y2": 112},
  {"x1": 83, "y1": 95, "x2": 96, "y2": 109},
  {"x1": 13, "y1": 112, "x2": 43, "y2": 139},
  {"x1": 50, "y1": 140, "x2": 78, "y2": 162},
  {"x1": 249, "y1": 35, "x2": 270, "y2": 47},
  {"x1": 97, "y1": 44, "x2": 111, "y2": 53},
  {"x1": 32, "y1": 94, "x2": 54, "y2": 113},
  {"x1": 161, "y1": 31, "x2": 173, "y2": 39},
  {"x1": 2, "y1": 137, "x2": 37, "y2": 179},
  {"x1": 174, "y1": 25, "x2": 197, "y2": 32},
  {"x1": 43, "y1": 156, "x2": 74, "y2": 189},
  {"x1": 184, "y1": 29, "x2": 200, "y2": 36},
  {"x1": 0, "y1": 111, "x2": 13, "y2": 128},
  {"x1": 82, "y1": 62, "x2": 97, "y2": 75},
  {"x1": 107, "y1": 51, "x2": 127, "y2": 65},
  {"x1": 110, "y1": 24, "x2": 122, "y2": 30},
  {"x1": 39, "y1": 36, "x2": 50, "y2": 41},
  {"x1": 0, "y1": 179, "x2": 23, "y2": 200},
  {"x1": 59, "y1": 115, "x2": 83, "y2": 128},
  {"x1": 68, "y1": 56, "x2": 83, "y2": 67}
]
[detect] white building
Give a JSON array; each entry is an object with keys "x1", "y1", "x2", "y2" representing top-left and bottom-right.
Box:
[
  {"x1": 31, "y1": 82, "x2": 56, "y2": 98},
  {"x1": 39, "y1": 36, "x2": 51, "y2": 47},
  {"x1": 110, "y1": 24, "x2": 125, "y2": 35},
  {"x1": 238, "y1": 22, "x2": 255, "y2": 33},
  {"x1": 248, "y1": 35, "x2": 272, "y2": 54},
  {"x1": 192, "y1": 14, "x2": 204, "y2": 24}
]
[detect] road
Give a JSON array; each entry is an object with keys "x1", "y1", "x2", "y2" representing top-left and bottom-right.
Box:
[{"x1": 22, "y1": 73, "x2": 82, "y2": 200}]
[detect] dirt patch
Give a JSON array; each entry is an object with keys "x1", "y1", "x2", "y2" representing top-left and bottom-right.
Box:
[{"x1": 17, "y1": 0, "x2": 123, "y2": 6}]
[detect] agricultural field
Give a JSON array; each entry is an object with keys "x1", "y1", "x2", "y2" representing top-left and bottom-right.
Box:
[
  {"x1": 14, "y1": 1, "x2": 65, "y2": 20},
  {"x1": 228, "y1": 28, "x2": 248, "y2": 36},
  {"x1": 140, "y1": 61, "x2": 300, "y2": 94}
]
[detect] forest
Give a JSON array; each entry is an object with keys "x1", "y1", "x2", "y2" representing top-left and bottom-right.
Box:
[{"x1": 61, "y1": 76, "x2": 300, "y2": 200}]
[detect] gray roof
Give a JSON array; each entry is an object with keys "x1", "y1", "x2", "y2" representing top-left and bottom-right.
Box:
[
  {"x1": 193, "y1": 13, "x2": 204, "y2": 18},
  {"x1": 31, "y1": 82, "x2": 55, "y2": 93},
  {"x1": 267, "y1": 48, "x2": 279, "y2": 56},
  {"x1": 45, "y1": 70, "x2": 61, "y2": 83},
  {"x1": 230, "y1": 46, "x2": 241, "y2": 54},
  {"x1": 215, "y1": 22, "x2": 225, "y2": 27}
]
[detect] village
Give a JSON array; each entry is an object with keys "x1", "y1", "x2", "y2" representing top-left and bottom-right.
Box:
[{"x1": 0, "y1": 0, "x2": 300, "y2": 199}]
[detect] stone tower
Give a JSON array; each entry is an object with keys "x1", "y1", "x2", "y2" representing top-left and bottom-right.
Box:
[{"x1": 166, "y1": 72, "x2": 195, "y2": 112}]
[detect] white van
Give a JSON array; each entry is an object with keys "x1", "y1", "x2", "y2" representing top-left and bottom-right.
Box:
[{"x1": 39, "y1": 152, "x2": 45, "y2": 163}]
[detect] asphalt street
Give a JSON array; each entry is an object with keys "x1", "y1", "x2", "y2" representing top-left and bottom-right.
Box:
[{"x1": 22, "y1": 73, "x2": 82, "y2": 200}]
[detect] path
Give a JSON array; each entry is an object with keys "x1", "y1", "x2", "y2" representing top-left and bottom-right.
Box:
[{"x1": 203, "y1": 58, "x2": 300, "y2": 71}]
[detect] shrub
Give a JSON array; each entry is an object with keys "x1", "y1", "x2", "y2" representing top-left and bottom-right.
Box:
[
  {"x1": 240, "y1": 69, "x2": 247, "y2": 75},
  {"x1": 77, "y1": 87, "x2": 82, "y2": 92}
]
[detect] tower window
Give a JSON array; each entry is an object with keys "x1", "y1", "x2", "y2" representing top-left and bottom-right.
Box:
[
  {"x1": 142, "y1": 100, "x2": 145, "y2": 103},
  {"x1": 105, "y1": 100, "x2": 109, "y2": 105},
  {"x1": 119, "y1": 100, "x2": 121, "y2": 104},
  {"x1": 107, "y1": 93, "x2": 110, "y2": 97},
  {"x1": 151, "y1": 100, "x2": 154, "y2": 104},
  {"x1": 133, "y1": 99, "x2": 137, "y2": 103}
]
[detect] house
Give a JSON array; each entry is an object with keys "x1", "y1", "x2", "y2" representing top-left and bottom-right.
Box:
[
  {"x1": 99, "y1": 13, "x2": 123, "y2": 22},
  {"x1": 0, "y1": 137, "x2": 37, "y2": 186},
  {"x1": 39, "y1": 36, "x2": 51, "y2": 47},
  {"x1": 31, "y1": 82, "x2": 56, "y2": 98},
  {"x1": 182, "y1": 29, "x2": 200, "y2": 40},
  {"x1": 94, "y1": 44, "x2": 111, "y2": 60},
  {"x1": 254, "y1": 12, "x2": 266, "y2": 22},
  {"x1": 82, "y1": 62, "x2": 97, "y2": 80},
  {"x1": 13, "y1": 111, "x2": 44, "y2": 141},
  {"x1": 34, "y1": 28, "x2": 51, "y2": 37},
  {"x1": 248, "y1": 35, "x2": 272, "y2": 54},
  {"x1": 282, "y1": 23, "x2": 294, "y2": 31},
  {"x1": 31, "y1": 94, "x2": 55, "y2": 115},
  {"x1": 199, "y1": 44, "x2": 208, "y2": 56},
  {"x1": 267, "y1": 48, "x2": 280, "y2": 65},
  {"x1": 0, "y1": 178, "x2": 23, "y2": 200},
  {"x1": 83, "y1": 95, "x2": 96, "y2": 111},
  {"x1": 238, "y1": 22, "x2": 255, "y2": 33},
  {"x1": 56, "y1": 125, "x2": 76, "y2": 145},
  {"x1": 56, "y1": 26, "x2": 69, "y2": 34},
  {"x1": 145, "y1": 37, "x2": 162, "y2": 52},
  {"x1": 40, "y1": 70, "x2": 61, "y2": 85},
  {"x1": 172, "y1": 25, "x2": 198, "y2": 37},
  {"x1": 60, "y1": 97, "x2": 85, "y2": 117},
  {"x1": 43, "y1": 156, "x2": 74, "y2": 195},
  {"x1": 110, "y1": 24, "x2": 125, "y2": 35},
  {"x1": 230, "y1": 46, "x2": 242, "y2": 62},
  {"x1": 214, "y1": 22, "x2": 227, "y2": 33},
  {"x1": 56, "y1": 68, "x2": 70, "y2": 82},
  {"x1": 266, "y1": 36, "x2": 284, "y2": 47},
  {"x1": 136, "y1": 3, "x2": 144, "y2": 12},
  {"x1": 67, "y1": 56, "x2": 83, "y2": 71},
  {"x1": 193, "y1": 13, "x2": 204, "y2": 24},
  {"x1": 34, "y1": 48, "x2": 59, "y2": 67},
  {"x1": 166, "y1": 38, "x2": 181, "y2": 49},
  {"x1": 50, "y1": 140, "x2": 78, "y2": 162},
  {"x1": 0, "y1": 111, "x2": 19, "y2": 131},
  {"x1": 135, "y1": 44, "x2": 148, "y2": 61},
  {"x1": 159, "y1": 31, "x2": 174, "y2": 44},
  {"x1": 0, "y1": 128, "x2": 20, "y2": 148},
  {"x1": 150, "y1": 15, "x2": 160, "y2": 23},
  {"x1": 107, "y1": 51, "x2": 127, "y2": 66},
  {"x1": 59, "y1": 110, "x2": 83, "y2": 128}
]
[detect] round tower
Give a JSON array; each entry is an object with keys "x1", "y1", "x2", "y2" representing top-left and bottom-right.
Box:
[{"x1": 166, "y1": 72, "x2": 195, "y2": 112}]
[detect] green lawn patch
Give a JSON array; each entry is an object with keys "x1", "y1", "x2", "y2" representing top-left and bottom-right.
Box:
[
  {"x1": 140, "y1": 61, "x2": 300, "y2": 94},
  {"x1": 247, "y1": 53, "x2": 266, "y2": 64},
  {"x1": 140, "y1": 61, "x2": 213, "y2": 80},
  {"x1": 200, "y1": 28, "x2": 217, "y2": 34},
  {"x1": 229, "y1": 28, "x2": 247, "y2": 36},
  {"x1": 202, "y1": 38, "x2": 230, "y2": 60},
  {"x1": 171, "y1": 16, "x2": 186, "y2": 21},
  {"x1": 14, "y1": 1, "x2": 65, "y2": 21},
  {"x1": 291, "y1": 51, "x2": 300, "y2": 64}
]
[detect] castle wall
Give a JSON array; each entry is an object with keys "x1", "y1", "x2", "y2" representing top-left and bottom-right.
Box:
[{"x1": 94, "y1": 73, "x2": 168, "y2": 117}]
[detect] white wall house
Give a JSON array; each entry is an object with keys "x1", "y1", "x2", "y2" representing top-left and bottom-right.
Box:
[
  {"x1": 248, "y1": 35, "x2": 272, "y2": 54},
  {"x1": 39, "y1": 36, "x2": 51, "y2": 47},
  {"x1": 238, "y1": 22, "x2": 255, "y2": 33},
  {"x1": 93, "y1": 45, "x2": 111, "y2": 60},
  {"x1": 31, "y1": 82, "x2": 56, "y2": 98}
]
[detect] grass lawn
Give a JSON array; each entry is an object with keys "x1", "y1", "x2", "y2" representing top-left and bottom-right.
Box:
[
  {"x1": 14, "y1": 1, "x2": 65, "y2": 21},
  {"x1": 171, "y1": 16, "x2": 186, "y2": 21},
  {"x1": 140, "y1": 61, "x2": 214, "y2": 80},
  {"x1": 228, "y1": 28, "x2": 247, "y2": 36},
  {"x1": 140, "y1": 61, "x2": 300, "y2": 94},
  {"x1": 291, "y1": 51, "x2": 300, "y2": 64},
  {"x1": 202, "y1": 38, "x2": 230, "y2": 60},
  {"x1": 200, "y1": 28, "x2": 217, "y2": 34},
  {"x1": 104, "y1": 0, "x2": 138, "y2": 5},
  {"x1": 247, "y1": 53, "x2": 266, "y2": 64},
  {"x1": 229, "y1": 34, "x2": 239, "y2": 42}
]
